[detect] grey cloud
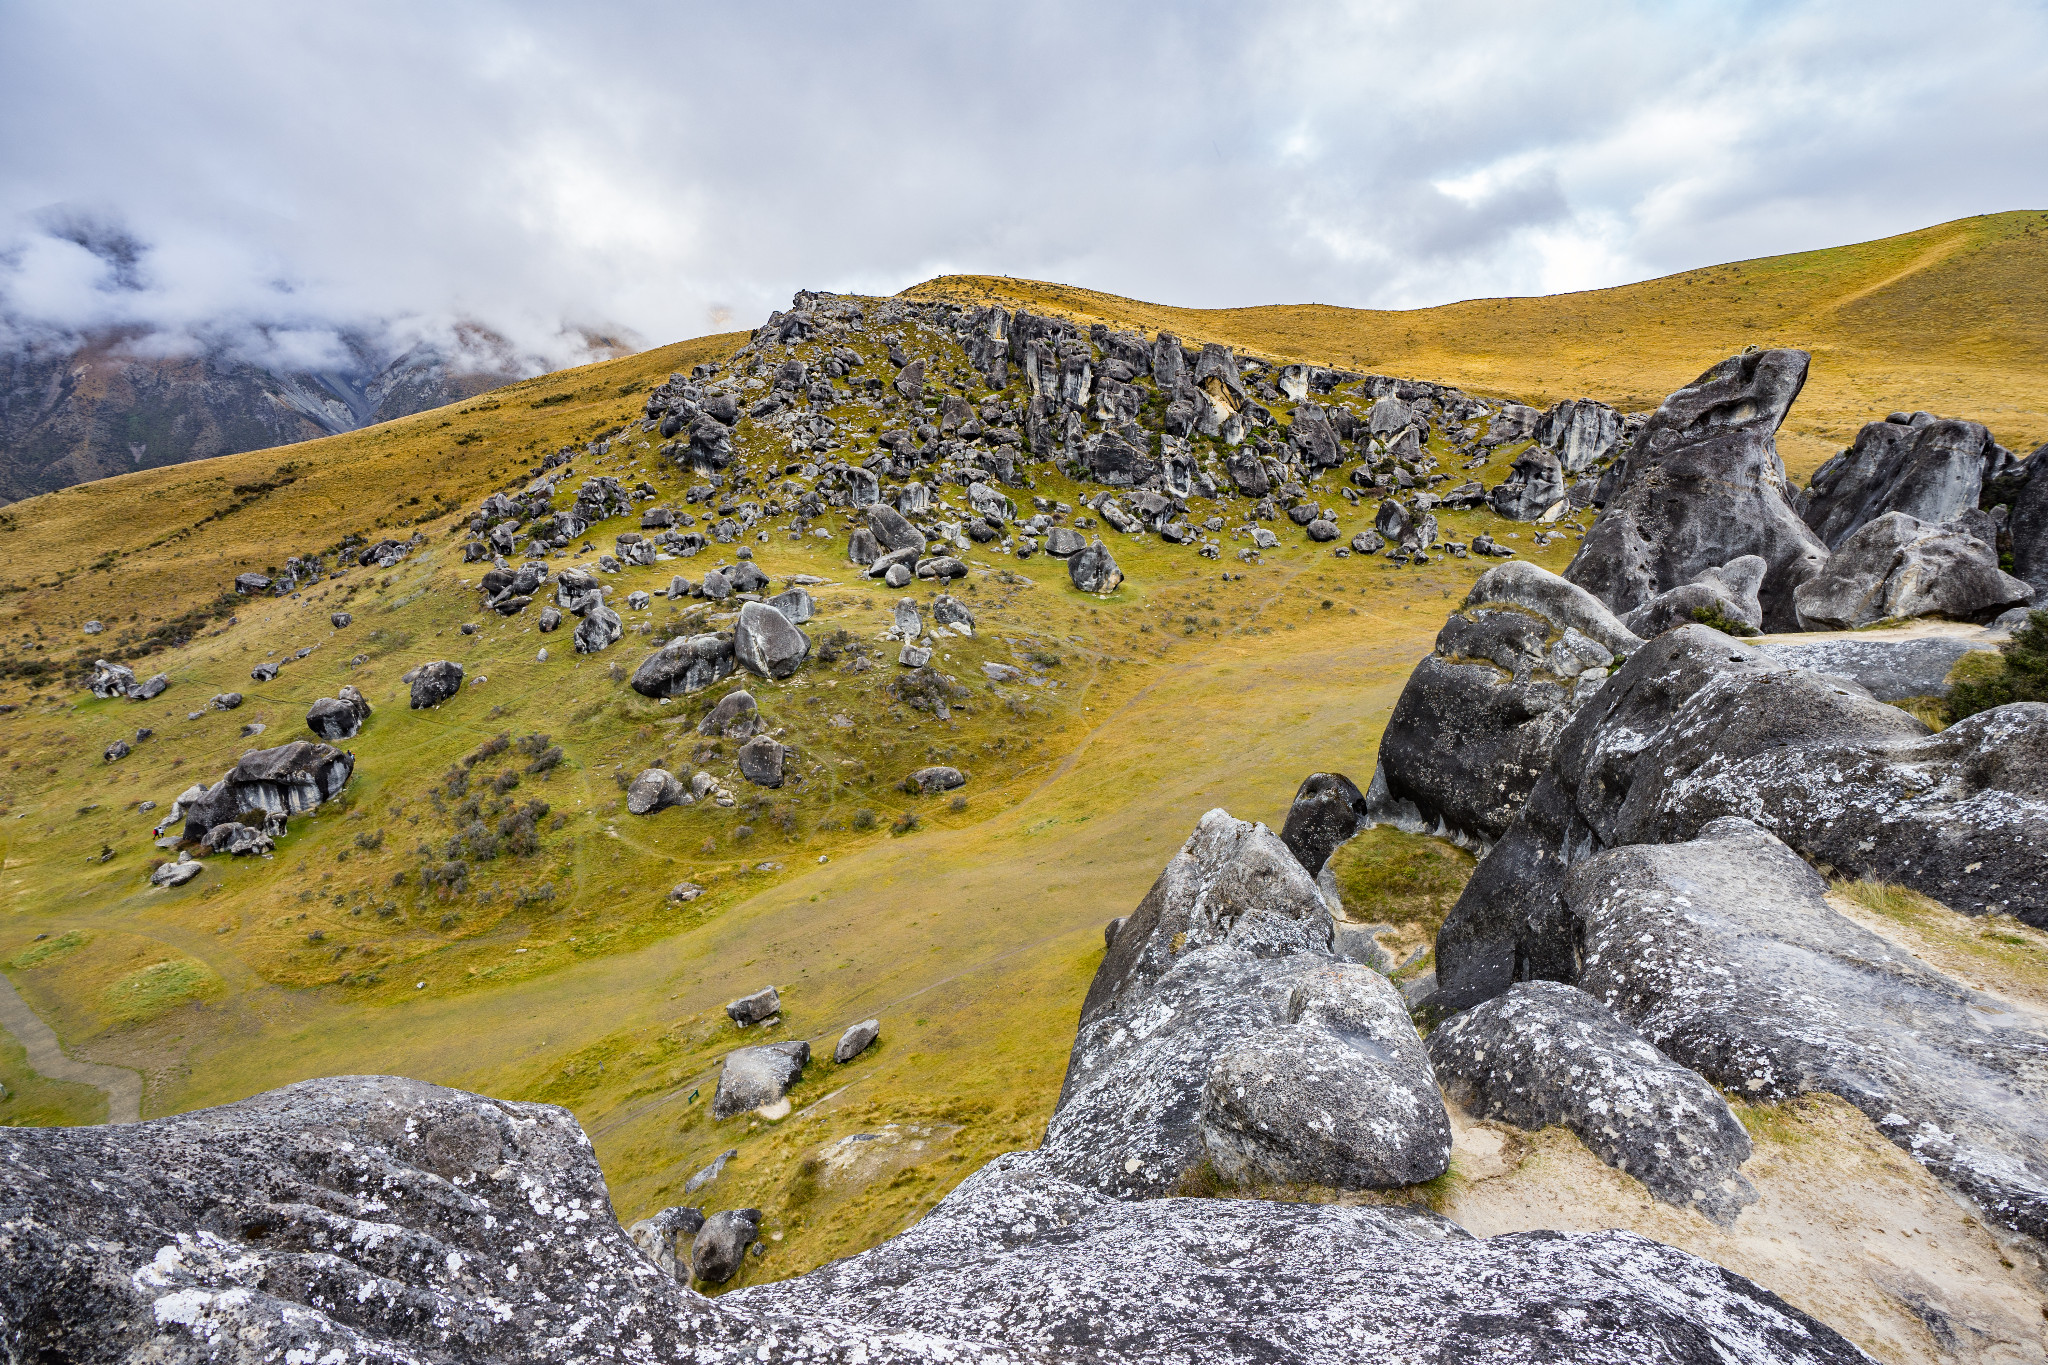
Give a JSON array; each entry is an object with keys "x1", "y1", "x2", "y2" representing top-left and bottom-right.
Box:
[{"x1": 1, "y1": 0, "x2": 2045, "y2": 362}]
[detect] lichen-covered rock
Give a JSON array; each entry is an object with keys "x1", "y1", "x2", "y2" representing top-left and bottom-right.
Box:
[
  {"x1": 1535, "y1": 397, "x2": 1623, "y2": 473},
  {"x1": 1567, "y1": 817, "x2": 2048, "y2": 1242},
  {"x1": 739, "y1": 1149, "x2": 1866, "y2": 1364},
  {"x1": 1429, "y1": 980, "x2": 1756, "y2": 1225},
  {"x1": 1368, "y1": 563, "x2": 1638, "y2": 846},
  {"x1": 179, "y1": 741, "x2": 354, "y2": 843},
  {"x1": 1046, "y1": 809, "x2": 1447, "y2": 1197},
  {"x1": 711, "y1": 1041, "x2": 808, "y2": 1119},
  {"x1": 1752, "y1": 632, "x2": 1992, "y2": 701},
  {"x1": 408, "y1": 660, "x2": 463, "y2": 708},
  {"x1": 626, "y1": 1204, "x2": 704, "y2": 1281},
  {"x1": 626, "y1": 768, "x2": 686, "y2": 815},
  {"x1": 1620, "y1": 555, "x2": 1765, "y2": 637},
  {"x1": 1045, "y1": 525, "x2": 1084, "y2": 557},
  {"x1": 1200, "y1": 962, "x2": 1450, "y2": 1189},
  {"x1": 1791, "y1": 511, "x2": 2031, "y2": 629},
  {"x1": 0, "y1": 1045, "x2": 1871, "y2": 1360},
  {"x1": 630, "y1": 633, "x2": 735, "y2": 697},
  {"x1": 1434, "y1": 626, "x2": 2048, "y2": 1012},
  {"x1": 1566, "y1": 349, "x2": 1828, "y2": 630},
  {"x1": 1800, "y1": 411, "x2": 2007, "y2": 549},
  {"x1": 733, "y1": 600, "x2": 810, "y2": 679},
  {"x1": 1069, "y1": 536, "x2": 1122, "y2": 593},
  {"x1": 691, "y1": 1208, "x2": 762, "y2": 1285},
  {"x1": 768, "y1": 586, "x2": 814, "y2": 624},
  {"x1": 305, "y1": 685, "x2": 371, "y2": 741},
  {"x1": 867, "y1": 502, "x2": 922, "y2": 556}
]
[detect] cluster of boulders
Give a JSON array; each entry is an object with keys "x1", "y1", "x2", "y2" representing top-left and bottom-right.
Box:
[
  {"x1": 1566, "y1": 350, "x2": 2040, "y2": 633},
  {"x1": 9, "y1": 822, "x2": 1875, "y2": 1361},
  {"x1": 163, "y1": 739, "x2": 355, "y2": 859},
  {"x1": 1347, "y1": 360, "x2": 2048, "y2": 1249},
  {"x1": 87, "y1": 658, "x2": 168, "y2": 702}
]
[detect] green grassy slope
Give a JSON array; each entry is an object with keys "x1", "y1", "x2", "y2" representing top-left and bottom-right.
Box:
[{"x1": 2, "y1": 213, "x2": 2039, "y2": 1286}]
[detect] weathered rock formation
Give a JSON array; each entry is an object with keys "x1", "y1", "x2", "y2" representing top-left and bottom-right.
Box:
[{"x1": 1567, "y1": 350, "x2": 1828, "y2": 630}]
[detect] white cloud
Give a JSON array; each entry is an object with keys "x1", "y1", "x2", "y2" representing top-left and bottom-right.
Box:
[{"x1": 0, "y1": 0, "x2": 2044, "y2": 367}]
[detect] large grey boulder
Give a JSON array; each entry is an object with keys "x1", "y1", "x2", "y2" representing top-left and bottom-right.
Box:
[
  {"x1": 736, "y1": 736, "x2": 786, "y2": 788},
  {"x1": 1277, "y1": 771, "x2": 1367, "y2": 875},
  {"x1": 626, "y1": 768, "x2": 686, "y2": 815},
  {"x1": 1433, "y1": 625, "x2": 2048, "y2": 1012},
  {"x1": 1201, "y1": 961, "x2": 1449, "y2": 1189},
  {"x1": 1488, "y1": 446, "x2": 1565, "y2": 521},
  {"x1": 698, "y1": 688, "x2": 762, "y2": 739},
  {"x1": 1428, "y1": 981, "x2": 1756, "y2": 1225},
  {"x1": 1567, "y1": 817, "x2": 2048, "y2": 1242},
  {"x1": 1566, "y1": 349, "x2": 1828, "y2": 631},
  {"x1": 1044, "y1": 526, "x2": 1084, "y2": 557},
  {"x1": 1800, "y1": 412, "x2": 2006, "y2": 549},
  {"x1": 573, "y1": 605, "x2": 624, "y2": 654},
  {"x1": 867, "y1": 503, "x2": 923, "y2": 556},
  {"x1": 1288, "y1": 403, "x2": 1343, "y2": 468},
  {"x1": 1367, "y1": 563, "x2": 1639, "y2": 846},
  {"x1": 733, "y1": 600, "x2": 810, "y2": 679},
  {"x1": 1620, "y1": 555, "x2": 1765, "y2": 637},
  {"x1": 408, "y1": 661, "x2": 464, "y2": 708},
  {"x1": 691, "y1": 1208, "x2": 762, "y2": 1285},
  {"x1": 2006, "y1": 440, "x2": 2048, "y2": 597},
  {"x1": 304, "y1": 685, "x2": 371, "y2": 741},
  {"x1": 630, "y1": 633, "x2": 735, "y2": 698},
  {"x1": 179, "y1": 741, "x2": 355, "y2": 844},
  {"x1": 1791, "y1": 511, "x2": 2031, "y2": 629},
  {"x1": 1068, "y1": 536, "x2": 1123, "y2": 594},
  {"x1": 711, "y1": 1041, "x2": 808, "y2": 1119},
  {"x1": 1535, "y1": 398, "x2": 1623, "y2": 473},
  {"x1": 835, "y1": 1019, "x2": 880, "y2": 1063},
  {"x1": 88, "y1": 659, "x2": 137, "y2": 699},
  {"x1": 743, "y1": 1127, "x2": 1863, "y2": 1365},
  {"x1": 726, "y1": 986, "x2": 779, "y2": 1025},
  {"x1": 626, "y1": 1205, "x2": 704, "y2": 1281},
  {"x1": 767, "y1": 586, "x2": 814, "y2": 624},
  {"x1": 1044, "y1": 809, "x2": 1448, "y2": 1197}
]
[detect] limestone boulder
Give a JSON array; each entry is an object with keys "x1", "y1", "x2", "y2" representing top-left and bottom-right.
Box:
[
  {"x1": 1068, "y1": 537, "x2": 1122, "y2": 594},
  {"x1": 1620, "y1": 555, "x2": 1766, "y2": 637},
  {"x1": 305, "y1": 685, "x2": 372, "y2": 741},
  {"x1": 733, "y1": 600, "x2": 810, "y2": 679},
  {"x1": 408, "y1": 661, "x2": 464, "y2": 708},
  {"x1": 1791, "y1": 512, "x2": 2031, "y2": 629},
  {"x1": 631, "y1": 634, "x2": 735, "y2": 698},
  {"x1": 626, "y1": 768, "x2": 686, "y2": 815},
  {"x1": 1565, "y1": 349, "x2": 1828, "y2": 630},
  {"x1": 1567, "y1": 818, "x2": 2048, "y2": 1243},
  {"x1": 1800, "y1": 412, "x2": 2007, "y2": 549},
  {"x1": 1429, "y1": 981, "x2": 1756, "y2": 1225}
]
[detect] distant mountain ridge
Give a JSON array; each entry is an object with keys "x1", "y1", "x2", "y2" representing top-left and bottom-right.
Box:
[{"x1": 0, "y1": 322, "x2": 633, "y2": 504}]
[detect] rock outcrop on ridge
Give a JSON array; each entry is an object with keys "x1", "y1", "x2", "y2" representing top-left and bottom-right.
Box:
[{"x1": 1566, "y1": 349, "x2": 1829, "y2": 631}]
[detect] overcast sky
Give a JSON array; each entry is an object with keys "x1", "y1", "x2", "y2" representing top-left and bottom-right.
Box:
[{"x1": 3, "y1": 0, "x2": 2045, "y2": 372}]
